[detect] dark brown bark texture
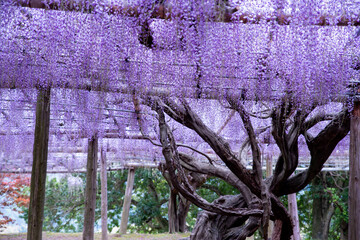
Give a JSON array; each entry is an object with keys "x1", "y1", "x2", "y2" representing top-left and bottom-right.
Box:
[
  {"x1": 145, "y1": 95, "x2": 350, "y2": 240},
  {"x1": 161, "y1": 165, "x2": 207, "y2": 233},
  {"x1": 83, "y1": 136, "x2": 98, "y2": 240},
  {"x1": 311, "y1": 173, "x2": 334, "y2": 240},
  {"x1": 349, "y1": 101, "x2": 360, "y2": 240},
  {"x1": 27, "y1": 87, "x2": 51, "y2": 240},
  {"x1": 178, "y1": 197, "x2": 191, "y2": 232},
  {"x1": 190, "y1": 195, "x2": 253, "y2": 240}
]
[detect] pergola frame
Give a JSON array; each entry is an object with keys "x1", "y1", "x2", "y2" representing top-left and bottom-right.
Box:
[{"x1": 0, "y1": 1, "x2": 359, "y2": 239}]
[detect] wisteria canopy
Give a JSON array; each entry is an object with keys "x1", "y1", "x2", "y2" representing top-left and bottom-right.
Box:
[{"x1": 0, "y1": 0, "x2": 360, "y2": 239}]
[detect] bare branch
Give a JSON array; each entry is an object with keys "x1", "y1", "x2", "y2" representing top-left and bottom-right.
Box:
[
  {"x1": 178, "y1": 152, "x2": 253, "y2": 204},
  {"x1": 216, "y1": 109, "x2": 235, "y2": 135},
  {"x1": 177, "y1": 144, "x2": 214, "y2": 165},
  {"x1": 238, "y1": 125, "x2": 270, "y2": 159},
  {"x1": 153, "y1": 97, "x2": 260, "y2": 196},
  {"x1": 248, "y1": 104, "x2": 273, "y2": 119},
  {"x1": 227, "y1": 98, "x2": 273, "y2": 238},
  {"x1": 276, "y1": 107, "x2": 350, "y2": 195},
  {"x1": 301, "y1": 113, "x2": 335, "y2": 132},
  {"x1": 155, "y1": 101, "x2": 263, "y2": 217},
  {"x1": 270, "y1": 101, "x2": 307, "y2": 192},
  {"x1": 228, "y1": 97, "x2": 262, "y2": 185}
]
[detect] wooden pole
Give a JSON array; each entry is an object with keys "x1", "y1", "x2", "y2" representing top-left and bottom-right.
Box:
[
  {"x1": 83, "y1": 135, "x2": 98, "y2": 240},
  {"x1": 120, "y1": 168, "x2": 135, "y2": 235},
  {"x1": 100, "y1": 147, "x2": 108, "y2": 240},
  {"x1": 27, "y1": 87, "x2": 51, "y2": 240},
  {"x1": 288, "y1": 193, "x2": 300, "y2": 240},
  {"x1": 349, "y1": 101, "x2": 360, "y2": 240},
  {"x1": 266, "y1": 155, "x2": 274, "y2": 238}
]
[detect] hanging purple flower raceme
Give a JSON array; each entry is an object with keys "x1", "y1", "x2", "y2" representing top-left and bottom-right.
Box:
[{"x1": 0, "y1": 0, "x2": 358, "y2": 174}]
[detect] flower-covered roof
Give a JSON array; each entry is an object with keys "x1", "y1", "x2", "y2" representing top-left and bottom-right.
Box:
[{"x1": 0, "y1": 0, "x2": 358, "y2": 172}]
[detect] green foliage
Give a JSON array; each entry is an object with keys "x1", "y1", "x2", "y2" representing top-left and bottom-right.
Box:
[
  {"x1": 21, "y1": 174, "x2": 87, "y2": 232},
  {"x1": 20, "y1": 169, "x2": 171, "y2": 233},
  {"x1": 17, "y1": 169, "x2": 258, "y2": 234},
  {"x1": 326, "y1": 176, "x2": 349, "y2": 239},
  {"x1": 197, "y1": 177, "x2": 240, "y2": 203},
  {"x1": 105, "y1": 170, "x2": 127, "y2": 232},
  {"x1": 44, "y1": 176, "x2": 86, "y2": 232},
  {"x1": 295, "y1": 172, "x2": 349, "y2": 239},
  {"x1": 296, "y1": 187, "x2": 313, "y2": 239},
  {"x1": 129, "y1": 168, "x2": 169, "y2": 233}
]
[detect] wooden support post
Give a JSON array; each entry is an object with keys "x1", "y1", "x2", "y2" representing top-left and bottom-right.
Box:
[
  {"x1": 120, "y1": 168, "x2": 135, "y2": 235},
  {"x1": 27, "y1": 87, "x2": 51, "y2": 240},
  {"x1": 265, "y1": 155, "x2": 274, "y2": 238},
  {"x1": 83, "y1": 136, "x2": 98, "y2": 240},
  {"x1": 100, "y1": 147, "x2": 108, "y2": 240},
  {"x1": 288, "y1": 193, "x2": 300, "y2": 240},
  {"x1": 350, "y1": 101, "x2": 360, "y2": 240}
]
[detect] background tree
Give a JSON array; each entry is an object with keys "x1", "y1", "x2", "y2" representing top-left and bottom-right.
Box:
[
  {"x1": 0, "y1": 174, "x2": 30, "y2": 232},
  {"x1": 20, "y1": 170, "x2": 170, "y2": 233},
  {"x1": 297, "y1": 171, "x2": 349, "y2": 240},
  {"x1": 16, "y1": 169, "x2": 241, "y2": 234}
]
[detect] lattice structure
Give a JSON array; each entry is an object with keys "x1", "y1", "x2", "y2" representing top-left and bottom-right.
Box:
[
  {"x1": 1, "y1": 2, "x2": 358, "y2": 173},
  {"x1": 0, "y1": 94, "x2": 351, "y2": 173}
]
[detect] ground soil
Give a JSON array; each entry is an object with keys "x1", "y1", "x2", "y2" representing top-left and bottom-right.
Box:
[{"x1": 0, "y1": 232, "x2": 190, "y2": 240}]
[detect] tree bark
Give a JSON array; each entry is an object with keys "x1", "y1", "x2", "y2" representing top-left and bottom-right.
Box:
[
  {"x1": 151, "y1": 98, "x2": 349, "y2": 240},
  {"x1": 178, "y1": 197, "x2": 190, "y2": 232},
  {"x1": 168, "y1": 189, "x2": 179, "y2": 233},
  {"x1": 177, "y1": 171, "x2": 206, "y2": 233},
  {"x1": 266, "y1": 155, "x2": 274, "y2": 237},
  {"x1": 311, "y1": 173, "x2": 334, "y2": 240},
  {"x1": 120, "y1": 168, "x2": 135, "y2": 234},
  {"x1": 349, "y1": 101, "x2": 360, "y2": 240},
  {"x1": 27, "y1": 87, "x2": 51, "y2": 240},
  {"x1": 83, "y1": 136, "x2": 98, "y2": 240},
  {"x1": 100, "y1": 147, "x2": 108, "y2": 240},
  {"x1": 190, "y1": 195, "x2": 249, "y2": 240},
  {"x1": 271, "y1": 220, "x2": 283, "y2": 240},
  {"x1": 288, "y1": 193, "x2": 300, "y2": 240}
]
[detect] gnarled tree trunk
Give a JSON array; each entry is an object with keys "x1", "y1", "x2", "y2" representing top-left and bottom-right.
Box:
[
  {"x1": 178, "y1": 196, "x2": 191, "y2": 232},
  {"x1": 168, "y1": 189, "x2": 179, "y2": 233},
  {"x1": 190, "y1": 195, "x2": 252, "y2": 240},
  {"x1": 147, "y1": 95, "x2": 350, "y2": 240}
]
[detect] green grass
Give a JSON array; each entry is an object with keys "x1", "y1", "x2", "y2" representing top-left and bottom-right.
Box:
[{"x1": 0, "y1": 232, "x2": 190, "y2": 240}]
